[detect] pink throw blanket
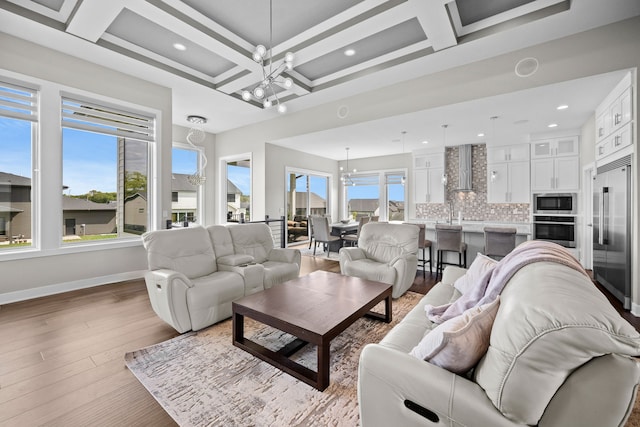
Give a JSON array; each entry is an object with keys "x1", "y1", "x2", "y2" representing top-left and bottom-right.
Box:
[{"x1": 426, "y1": 240, "x2": 590, "y2": 323}]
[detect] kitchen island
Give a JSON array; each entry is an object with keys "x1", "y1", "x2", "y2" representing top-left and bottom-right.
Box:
[{"x1": 407, "y1": 219, "x2": 531, "y2": 266}]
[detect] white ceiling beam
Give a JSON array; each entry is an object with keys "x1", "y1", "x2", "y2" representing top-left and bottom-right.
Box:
[
  {"x1": 408, "y1": 0, "x2": 457, "y2": 51},
  {"x1": 65, "y1": 0, "x2": 127, "y2": 42}
]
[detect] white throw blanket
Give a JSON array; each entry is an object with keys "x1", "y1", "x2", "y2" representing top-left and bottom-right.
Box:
[{"x1": 426, "y1": 240, "x2": 590, "y2": 323}]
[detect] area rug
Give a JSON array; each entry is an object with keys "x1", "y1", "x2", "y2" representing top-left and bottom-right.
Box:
[{"x1": 125, "y1": 292, "x2": 422, "y2": 427}]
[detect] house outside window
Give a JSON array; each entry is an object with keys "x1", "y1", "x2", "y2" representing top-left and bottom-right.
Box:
[
  {"x1": 0, "y1": 79, "x2": 37, "y2": 251},
  {"x1": 172, "y1": 145, "x2": 202, "y2": 226},
  {"x1": 61, "y1": 96, "x2": 154, "y2": 242}
]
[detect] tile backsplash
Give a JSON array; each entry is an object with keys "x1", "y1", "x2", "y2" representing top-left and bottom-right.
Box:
[{"x1": 415, "y1": 145, "x2": 530, "y2": 223}]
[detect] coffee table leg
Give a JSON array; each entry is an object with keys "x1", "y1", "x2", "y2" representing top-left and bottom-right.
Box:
[
  {"x1": 317, "y1": 339, "x2": 330, "y2": 391},
  {"x1": 384, "y1": 295, "x2": 392, "y2": 323},
  {"x1": 233, "y1": 311, "x2": 244, "y2": 344}
]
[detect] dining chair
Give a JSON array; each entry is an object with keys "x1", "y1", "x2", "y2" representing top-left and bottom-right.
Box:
[
  {"x1": 342, "y1": 216, "x2": 370, "y2": 247},
  {"x1": 311, "y1": 216, "x2": 342, "y2": 256}
]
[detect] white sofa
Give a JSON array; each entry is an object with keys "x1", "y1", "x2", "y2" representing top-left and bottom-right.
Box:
[
  {"x1": 141, "y1": 224, "x2": 301, "y2": 333},
  {"x1": 358, "y1": 261, "x2": 640, "y2": 427},
  {"x1": 339, "y1": 222, "x2": 419, "y2": 299}
]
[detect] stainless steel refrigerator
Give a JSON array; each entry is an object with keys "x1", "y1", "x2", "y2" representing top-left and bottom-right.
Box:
[{"x1": 593, "y1": 156, "x2": 632, "y2": 309}]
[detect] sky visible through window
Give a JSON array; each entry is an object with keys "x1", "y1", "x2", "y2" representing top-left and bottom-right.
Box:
[{"x1": 3, "y1": 117, "x2": 401, "y2": 200}]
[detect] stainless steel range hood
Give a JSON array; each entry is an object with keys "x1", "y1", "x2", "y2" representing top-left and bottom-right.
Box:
[{"x1": 457, "y1": 144, "x2": 473, "y2": 192}]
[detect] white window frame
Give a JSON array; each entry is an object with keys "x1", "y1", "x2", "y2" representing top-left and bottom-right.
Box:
[
  {"x1": 0, "y1": 70, "x2": 162, "y2": 261},
  {"x1": 172, "y1": 141, "x2": 205, "y2": 226},
  {"x1": 343, "y1": 168, "x2": 408, "y2": 222},
  {"x1": 220, "y1": 152, "x2": 252, "y2": 223}
]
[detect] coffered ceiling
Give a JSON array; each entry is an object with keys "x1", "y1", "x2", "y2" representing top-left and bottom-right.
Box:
[{"x1": 1, "y1": 0, "x2": 639, "y2": 158}]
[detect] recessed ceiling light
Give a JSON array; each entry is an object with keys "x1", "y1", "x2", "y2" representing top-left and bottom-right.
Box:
[
  {"x1": 548, "y1": 123, "x2": 558, "y2": 128},
  {"x1": 557, "y1": 104, "x2": 569, "y2": 110},
  {"x1": 477, "y1": 133, "x2": 485, "y2": 137},
  {"x1": 344, "y1": 48, "x2": 356, "y2": 56},
  {"x1": 422, "y1": 140, "x2": 429, "y2": 144},
  {"x1": 173, "y1": 43, "x2": 186, "y2": 51}
]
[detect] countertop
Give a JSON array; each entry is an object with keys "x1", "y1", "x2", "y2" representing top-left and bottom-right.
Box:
[{"x1": 406, "y1": 219, "x2": 531, "y2": 235}]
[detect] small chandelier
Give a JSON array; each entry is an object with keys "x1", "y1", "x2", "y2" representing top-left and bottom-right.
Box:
[
  {"x1": 241, "y1": 0, "x2": 294, "y2": 114},
  {"x1": 185, "y1": 115, "x2": 208, "y2": 186},
  {"x1": 340, "y1": 147, "x2": 357, "y2": 186}
]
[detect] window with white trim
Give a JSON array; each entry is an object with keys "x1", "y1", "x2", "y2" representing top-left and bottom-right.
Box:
[
  {"x1": 61, "y1": 96, "x2": 154, "y2": 242},
  {"x1": 0, "y1": 79, "x2": 38, "y2": 250},
  {"x1": 344, "y1": 170, "x2": 407, "y2": 222}
]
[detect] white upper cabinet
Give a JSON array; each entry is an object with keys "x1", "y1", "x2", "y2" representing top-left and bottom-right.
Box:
[
  {"x1": 487, "y1": 144, "x2": 529, "y2": 163},
  {"x1": 594, "y1": 72, "x2": 633, "y2": 164},
  {"x1": 413, "y1": 150, "x2": 445, "y2": 204},
  {"x1": 414, "y1": 152, "x2": 445, "y2": 169},
  {"x1": 531, "y1": 136, "x2": 579, "y2": 158},
  {"x1": 531, "y1": 157, "x2": 580, "y2": 192},
  {"x1": 487, "y1": 144, "x2": 530, "y2": 203},
  {"x1": 487, "y1": 161, "x2": 530, "y2": 203}
]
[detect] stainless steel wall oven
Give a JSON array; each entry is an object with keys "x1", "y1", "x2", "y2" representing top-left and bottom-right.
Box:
[{"x1": 533, "y1": 215, "x2": 576, "y2": 248}]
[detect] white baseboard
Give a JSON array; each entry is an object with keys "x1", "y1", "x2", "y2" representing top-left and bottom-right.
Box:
[
  {"x1": 631, "y1": 302, "x2": 640, "y2": 318},
  {"x1": 0, "y1": 270, "x2": 146, "y2": 305}
]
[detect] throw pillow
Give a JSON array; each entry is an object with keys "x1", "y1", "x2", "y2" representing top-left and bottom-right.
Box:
[
  {"x1": 410, "y1": 297, "x2": 500, "y2": 374},
  {"x1": 453, "y1": 253, "x2": 497, "y2": 294}
]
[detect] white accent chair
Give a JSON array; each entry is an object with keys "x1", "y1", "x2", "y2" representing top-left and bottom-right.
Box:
[{"x1": 339, "y1": 222, "x2": 419, "y2": 298}]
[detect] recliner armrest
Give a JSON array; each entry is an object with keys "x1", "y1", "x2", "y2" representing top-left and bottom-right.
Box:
[
  {"x1": 358, "y1": 344, "x2": 510, "y2": 427},
  {"x1": 340, "y1": 247, "x2": 366, "y2": 261},
  {"x1": 268, "y1": 248, "x2": 301, "y2": 266},
  {"x1": 144, "y1": 269, "x2": 193, "y2": 333},
  {"x1": 217, "y1": 254, "x2": 254, "y2": 267}
]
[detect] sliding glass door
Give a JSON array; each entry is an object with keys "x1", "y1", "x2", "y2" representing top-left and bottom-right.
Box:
[{"x1": 286, "y1": 170, "x2": 329, "y2": 245}]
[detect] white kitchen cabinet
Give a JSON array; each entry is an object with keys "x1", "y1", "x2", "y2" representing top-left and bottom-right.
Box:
[
  {"x1": 414, "y1": 167, "x2": 445, "y2": 203},
  {"x1": 595, "y1": 72, "x2": 633, "y2": 143},
  {"x1": 487, "y1": 144, "x2": 529, "y2": 163},
  {"x1": 487, "y1": 161, "x2": 530, "y2": 203},
  {"x1": 531, "y1": 136, "x2": 579, "y2": 158},
  {"x1": 531, "y1": 156, "x2": 579, "y2": 192},
  {"x1": 596, "y1": 122, "x2": 633, "y2": 162},
  {"x1": 414, "y1": 152, "x2": 444, "y2": 169}
]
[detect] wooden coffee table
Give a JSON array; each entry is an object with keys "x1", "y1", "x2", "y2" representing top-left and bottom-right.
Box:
[{"x1": 232, "y1": 270, "x2": 392, "y2": 391}]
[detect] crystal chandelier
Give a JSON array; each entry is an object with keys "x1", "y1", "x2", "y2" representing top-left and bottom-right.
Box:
[
  {"x1": 185, "y1": 115, "x2": 208, "y2": 186},
  {"x1": 340, "y1": 147, "x2": 357, "y2": 186},
  {"x1": 241, "y1": 0, "x2": 294, "y2": 114}
]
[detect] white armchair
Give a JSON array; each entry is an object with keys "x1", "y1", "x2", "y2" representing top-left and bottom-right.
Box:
[{"x1": 339, "y1": 222, "x2": 419, "y2": 298}]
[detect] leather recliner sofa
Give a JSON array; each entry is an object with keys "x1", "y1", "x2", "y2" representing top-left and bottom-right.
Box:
[
  {"x1": 358, "y1": 261, "x2": 640, "y2": 426},
  {"x1": 141, "y1": 223, "x2": 301, "y2": 333}
]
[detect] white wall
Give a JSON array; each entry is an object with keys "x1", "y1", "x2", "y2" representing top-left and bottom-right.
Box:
[
  {"x1": 0, "y1": 33, "x2": 172, "y2": 303},
  {"x1": 265, "y1": 144, "x2": 338, "y2": 221}
]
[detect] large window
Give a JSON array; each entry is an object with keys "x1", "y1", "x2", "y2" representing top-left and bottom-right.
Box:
[
  {"x1": 172, "y1": 145, "x2": 201, "y2": 226},
  {"x1": 0, "y1": 80, "x2": 37, "y2": 251},
  {"x1": 286, "y1": 170, "x2": 329, "y2": 244},
  {"x1": 345, "y1": 170, "x2": 407, "y2": 222},
  {"x1": 225, "y1": 157, "x2": 251, "y2": 222},
  {"x1": 61, "y1": 97, "x2": 153, "y2": 243}
]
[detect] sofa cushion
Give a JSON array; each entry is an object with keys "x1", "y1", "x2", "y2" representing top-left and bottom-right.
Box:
[
  {"x1": 207, "y1": 225, "x2": 235, "y2": 258},
  {"x1": 453, "y1": 253, "x2": 497, "y2": 294},
  {"x1": 227, "y1": 223, "x2": 273, "y2": 263},
  {"x1": 358, "y1": 222, "x2": 419, "y2": 263},
  {"x1": 380, "y1": 281, "x2": 461, "y2": 353},
  {"x1": 262, "y1": 261, "x2": 299, "y2": 289},
  {"x1": 474, "y1": 261, "x2": 640, "y2": 425},
  {"x1": 142, "y1": 226, "x2": 217, "y2": 278},
  {"x1": 410, "y1": 297, "x2": 500, "y2": 374}
]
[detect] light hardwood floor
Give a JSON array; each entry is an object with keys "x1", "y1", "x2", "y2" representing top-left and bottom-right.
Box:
[
  {"x1": 0, "y1": 255, "x2": 634, "y2": 426},
  {"x1": 0, "y1": 256, "x2": 345, "y2": 426}
]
